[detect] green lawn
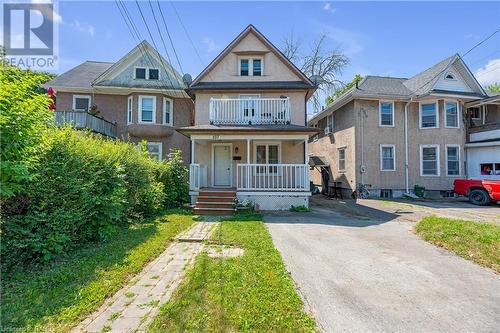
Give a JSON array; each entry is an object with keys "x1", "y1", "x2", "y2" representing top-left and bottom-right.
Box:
[
  {"x1": 1, "y1": 211, "x2": 194, "y2": 333},
  {"x1": 148, "y1": 213, "x2": 317, "y2": 333},
  {"x1": 416, "y1": 216, "x2": 500, "y2": 273}
]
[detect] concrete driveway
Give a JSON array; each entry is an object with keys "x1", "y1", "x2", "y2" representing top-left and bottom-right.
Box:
[{"x1": 264, "y1": 198, "x2": 500, "y2": 332}]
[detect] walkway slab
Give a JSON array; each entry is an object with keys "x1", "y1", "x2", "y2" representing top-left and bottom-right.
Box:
[{"x1": 71, "y1": 221, "x2": 217, "y2": 333}]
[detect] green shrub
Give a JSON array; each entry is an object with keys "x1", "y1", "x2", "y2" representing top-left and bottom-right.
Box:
[
  {"x1": 290, "y1": 205, "x2": 310, "y2": 212},
  {"x1": 1, "y1": 128, "x2": 173, "y2": 268},
  {"x1": 155, "y1": 150, "x2": 189, "y2": 208},
  {"x1": 0, "y1": 66, "x2": 54, "y2": 198}
]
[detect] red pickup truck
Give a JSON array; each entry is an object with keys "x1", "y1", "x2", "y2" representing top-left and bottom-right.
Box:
[{"x1": 453, "y1": 179, "x2": 500, "y2": 205}]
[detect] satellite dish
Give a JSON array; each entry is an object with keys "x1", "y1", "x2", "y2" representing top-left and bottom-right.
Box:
[{"x1": 182, "y1": 73, "x2": 192, "y2": 86}]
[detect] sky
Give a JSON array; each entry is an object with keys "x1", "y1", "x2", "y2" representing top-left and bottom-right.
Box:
[{"x1": 5, "y1": 1, "x2": 500, "y2": 92}]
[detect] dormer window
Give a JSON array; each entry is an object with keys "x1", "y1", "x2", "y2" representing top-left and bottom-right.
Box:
[
  {"x1": 149, "y1": 68, "x2": 159, "y2": 80},
  {"x1": 135, "y1": 67, "x2": 160, "y2": 80},
  {"x1": 239, "y1": 58, "x2": 263, "y2": 76},
  {"x1": 444, "y1": 72, "x2": 456, "y2": 80}
]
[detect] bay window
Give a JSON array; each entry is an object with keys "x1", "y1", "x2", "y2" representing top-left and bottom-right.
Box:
[
  {"x1": 446, "y1": 145, "x2": 460, "y2": 176},
  {"x1": 445, "y1": 101, "x2": 459, "y2": 128},
  {"x1": 420, "y1": 102, "x2": 438, "y2": 128},
  {"x1": 139, "y1": 96, "x2": 156, "y2": 123}
]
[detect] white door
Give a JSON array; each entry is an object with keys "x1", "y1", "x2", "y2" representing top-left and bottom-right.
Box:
[
  {"x1": 213, "y1": 145, "x2": 232, "y2": 186},
  {"x1": 240, "y1": 94, "x2": 260, "y2": 124}
]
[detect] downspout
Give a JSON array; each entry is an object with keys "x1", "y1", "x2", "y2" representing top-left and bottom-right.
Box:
[{"x1": 404, "y1": 101, "x2": 410, "y2": 194}]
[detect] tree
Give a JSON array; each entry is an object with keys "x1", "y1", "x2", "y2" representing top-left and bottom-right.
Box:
[
  {"x1": 282, "y1": 33, "x2": 349, "y2": 111},
  {"x1": 325, "y1": 74, "x2": 363, "y2": 105},
  {"x1": 486, "y1": 83, "x2": 500, "y2": 93}
]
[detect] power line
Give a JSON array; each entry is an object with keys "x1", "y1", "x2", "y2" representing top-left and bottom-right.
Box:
[
  {"x1": 156, "y1": 0, "x2": 184, "y2": 75},
  {"x1": 462, "y1": 28, "x2": 500, "y2": 58}
]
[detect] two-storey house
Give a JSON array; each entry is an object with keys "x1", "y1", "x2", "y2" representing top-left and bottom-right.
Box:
[
  {"x1": 45, "y1": 41, "x2": 193, "y2": 162},
  {"x1": 179, "y1": 25, "x2": 317, "y2": 213},
  {"x1": 308, "y1": 54, "x2": 495, "y2": 198}
]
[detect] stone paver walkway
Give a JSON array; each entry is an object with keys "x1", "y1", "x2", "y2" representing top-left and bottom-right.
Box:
[{"x1": 72, "y1": 221, "x2": 217, "y2": 333}]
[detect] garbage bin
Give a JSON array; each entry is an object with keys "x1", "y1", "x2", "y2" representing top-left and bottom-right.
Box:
[{"x1": 414, "y1": 185, "x2": 425, "y2": 198}]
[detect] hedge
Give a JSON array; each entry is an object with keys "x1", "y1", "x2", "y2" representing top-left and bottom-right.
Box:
[{"x1": 1, "y1": 128, "x2": 189, "y2": 269}]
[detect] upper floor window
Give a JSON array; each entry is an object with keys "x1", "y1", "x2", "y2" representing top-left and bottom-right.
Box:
[
  {"x1": 163, "y1": 97, "x2": 173, "y2": 126},
  {"x1": 240, "y1": 58, "x2": 263, "y2": 76},
  {"x1": 420, "y1": 102, "x2": 438, "y2": 129},
  {"x1": 327, "y1": 114, "x2": 334, "y2": 132},
  {"x1": 444, "y1": 72, "x2": 456, "y2": 80},
  {"x1": 139, "y1": 96, "x2": 156, "y2": 123},
  {"x1": 72, "y1": 95, "x2": 91, "y2": 112},
  {"x1": 379, "y1": 101, "x2": 394, "y2": 127},
  {"x1": 135, "y1": 67, "x2": 160, "y2": 80},
  {"x1": 445, "y1": 101, "x2": 459, "y2": 128}
]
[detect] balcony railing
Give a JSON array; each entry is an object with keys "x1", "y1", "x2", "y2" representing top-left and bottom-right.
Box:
[
  {"x1": 237, "y1": 164, "x2": 309, "y2": 191},
  {"x1": 189, "y1": 164, "x2": 208, "y2": 191},
  {"x1": 54, "y1": 111, "x2": 117, "y2": 138},
  {"x1": 209, "y1": 97, "x2": 291, "y2": 125}
]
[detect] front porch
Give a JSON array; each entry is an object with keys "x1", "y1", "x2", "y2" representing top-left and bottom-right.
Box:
[{"x1": 188, "y1": 133, "x2": 312, "y2": 210}]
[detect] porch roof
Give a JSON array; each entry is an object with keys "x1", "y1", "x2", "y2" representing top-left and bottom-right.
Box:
[{"x1": 177, "y1": 124, "x2": 319, "y2": 137}]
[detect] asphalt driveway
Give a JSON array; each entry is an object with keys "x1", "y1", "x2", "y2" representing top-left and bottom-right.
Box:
[{"x1": 264, "y1": 199, "x2": 500, "y2": 332}]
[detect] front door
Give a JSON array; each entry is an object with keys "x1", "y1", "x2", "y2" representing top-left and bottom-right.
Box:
[{"x1": 213, "y1": 144, "x2": 232, "y2": 186}]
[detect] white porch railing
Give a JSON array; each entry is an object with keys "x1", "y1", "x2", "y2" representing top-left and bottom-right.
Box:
[
  {"x1": 209, "y1": 97, "x2": 291, "y2": 125},
  {"x1": 189, "y1": 164, "x2": 208, "y2": 191},
  {"x1": 237, "y1": 164, "x2": 309, "y2": 191},
  {"x1": 54, "y1": 111, "x2": 117, "y2": 138}
]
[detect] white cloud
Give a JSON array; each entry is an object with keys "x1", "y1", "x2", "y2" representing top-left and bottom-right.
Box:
[
  {"x1": 202, "y1": 37, "x2": 218, "y2": 53},
  {"x1": 323, "y1": 3, "x2": 336, "y2": 14},
  {"x1": 69, "y1": 20, "x2": 95, "y2": 37},
  {"x1": 474, "y1": 58, "x2": 500, "y2": 87}
]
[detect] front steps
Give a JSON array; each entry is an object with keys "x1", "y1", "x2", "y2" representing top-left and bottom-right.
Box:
[{"x1": 193, "y1": 189, "x2": 236, "y2": 215}]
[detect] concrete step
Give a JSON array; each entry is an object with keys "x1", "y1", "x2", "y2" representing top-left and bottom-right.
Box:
[
  {"x1": 198, "y1": 190, "x2": 236, "y2": 198},
  {"x1": 195, "y1": 202, "x2": 234, "y2": 209},
  {"x1": 197, "y1": 196, "x2": 235, "y2": 203},
  {"x1": 193, "y1": 207, "x2": 236, "y2": 215}
]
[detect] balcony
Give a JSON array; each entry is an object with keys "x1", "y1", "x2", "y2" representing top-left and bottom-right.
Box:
[
  {"x1": 209, "y1": 97, "x2": 290, "y2": 125},
  {"x1": 54, "y1": 111, "x2": 117, "y2": 138}
]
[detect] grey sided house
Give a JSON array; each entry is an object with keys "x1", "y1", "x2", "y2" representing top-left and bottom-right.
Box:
[
  {"x1": 44, "y1": 41, "x2": 193, "y2": 163},
  {"x1": 308, "y1": 54, "x2": 500, "y2": 198}
]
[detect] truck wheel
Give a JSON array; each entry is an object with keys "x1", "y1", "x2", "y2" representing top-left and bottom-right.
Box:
[{"x1": 469, "y1": 189, "x2": 491, "y2": 206}]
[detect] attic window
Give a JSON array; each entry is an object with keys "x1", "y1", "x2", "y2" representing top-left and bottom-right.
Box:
[
  {"x1": 149, "y1": 68, "x2": 159, "y2": 80},
  {"x1": 136, "y1": 67, "x2": 146, "y2": 79},
  {"x1": 444, "y1": 72, "x2": 456, "y2": 80},
  {"x1": 135, "y1": 67, "x2": 159, "y2": 80}
]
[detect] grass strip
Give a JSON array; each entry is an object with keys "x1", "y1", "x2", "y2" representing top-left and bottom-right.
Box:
[{"x1": 1, "y1": 211, "x2": 194, "y2": 333}]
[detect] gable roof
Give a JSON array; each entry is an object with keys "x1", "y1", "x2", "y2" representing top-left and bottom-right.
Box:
[
  {"x1": 190, "y1": 24, "x2": 314, "y2": 87},
  {"x1": 308, "y1": 54, "x2": 488, "y2": 124},
  {"x1": 45, "y1": 61, "x2": 113, "y2": 88},
  {"x1": 92, "y1": 40, "x2": 185, "y2": 88}
]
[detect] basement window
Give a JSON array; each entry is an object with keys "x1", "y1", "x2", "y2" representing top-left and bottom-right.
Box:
[{"x1": 380, "y1": 189, "x2": 393, "y2": 198}]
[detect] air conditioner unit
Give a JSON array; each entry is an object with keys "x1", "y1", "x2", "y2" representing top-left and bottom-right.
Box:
[{"x1": 324, "y1": 127, "x2": 332, "y2": 135}]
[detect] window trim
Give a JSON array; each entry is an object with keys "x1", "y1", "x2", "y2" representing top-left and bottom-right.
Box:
[
  {"x1": 445, "y1": 144, "x2": 461, "y2": 177},
  {"x1": 327, "y1": 113, "x2": 334, "y2": 132},
  {"x1": 338, "y1": 147, "x2": 346, "y2": 172},
  {"x1": 444, "y1": 99, "x2": 460, "y2": 129},
  {"x1": 127, "y1": 96, "x2": 133, "y2": 125},
  {"x1": 380, "y1": 144, "x2": 396, "y2": 171},
  {"x1": 138, "y1": 95, "x2": 156, "y2": 124},
  {"x1": 420, "y1": 144, "x2": 440, "y2": 177},
  {"x1": 419, "y1": 101, "x2": 439, "y2": 129},
  {"x1": 378, "y1": 101, "x2": 395, "y2": 127},
  {"x1": 163, "y1": 97, "x2": 173, "y2": 126},
  {"x1": 72, "y1": 95, "x2": 91, "y2": 112},
  {"x1": 238, "y1": 57, "x2": 264, "y2": 77},
  {"x1": 253, "y1": 141, "x2": 282, "y2": 164},
  {"x1": 134, "y1": 66, "x2": 160, "y2": 80},
  {"x1": 145, "y1": 142, "x2": 163, "y2": 161}
]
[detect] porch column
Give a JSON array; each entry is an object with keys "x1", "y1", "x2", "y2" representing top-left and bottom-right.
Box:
[
  {"x1": 246, "y1": 139, "x2": 250, "y2": 163},
  {"x1": 191, "y1": 139, "x2": 195, "y2": 164},
  {"x1": 304, "y1": 139, "x2": 308, "y2": 164}
]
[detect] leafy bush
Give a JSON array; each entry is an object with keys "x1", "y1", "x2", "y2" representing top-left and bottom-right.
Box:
[
  {"x1": 290, "y1": 205, "x2": 310, "y2": 212},
  {"x1": 0, "y1": 66, "x2": 54, "y2": 198},
  {"x1": 154, "y1": 150, "x2": 189, "y2": 208}
]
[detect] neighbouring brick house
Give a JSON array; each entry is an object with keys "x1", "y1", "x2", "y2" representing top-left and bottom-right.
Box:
[{"x1": 45, "y1": 41, "x2": 193, "y2": 162}]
